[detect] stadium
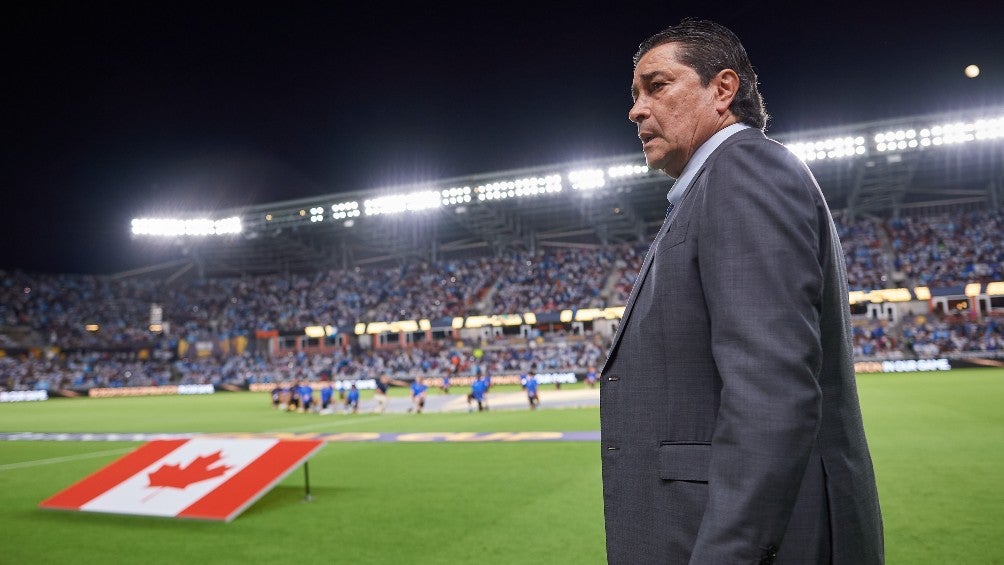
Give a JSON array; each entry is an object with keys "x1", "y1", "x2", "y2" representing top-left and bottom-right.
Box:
[
  {"x1": 3, "y1": 5, "x2": 1004, "y2": 563},
  {"x1": 3, "y1": 108, "x2": 1002, "y2": 386},
  {"x1": 3, "y1": 106, "x2": 1003, "y2": 563}
]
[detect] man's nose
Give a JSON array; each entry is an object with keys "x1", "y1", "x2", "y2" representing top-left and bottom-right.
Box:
[{"x1": 628, "y1": 98, "x2": 647, "y2": 124}]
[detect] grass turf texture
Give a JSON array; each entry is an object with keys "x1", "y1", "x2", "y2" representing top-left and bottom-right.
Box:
[{"x1": 1, "y1": 369, "x2": 1002, "y2": 563}]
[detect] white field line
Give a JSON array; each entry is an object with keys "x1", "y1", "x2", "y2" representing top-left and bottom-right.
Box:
[{"x1": 0, "y1": 447, "x2": 132, "y2": 471}]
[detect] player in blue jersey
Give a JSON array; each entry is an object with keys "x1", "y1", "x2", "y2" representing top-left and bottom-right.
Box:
[
  {"x1": 585, "y1": 365, "x2": 598, "y2": 389},
  {"x1": 320, "y1": 382, "x2": 334, "y2": 413},
  {"x1": 298, "y1": 382, "x2": 314, "y2": 413},
  {"x1": 467, "y1": 374, "x2": 488, "y2": 412},
  {"x1": 409, "y1": 377, "x2": 428, "y2": 414},
  {"x1": 344, "y1": 383, "x2": 360, "y2": 414},
  {"x1": 524, "y1": 369, "x2": 540, "y2": 410}
]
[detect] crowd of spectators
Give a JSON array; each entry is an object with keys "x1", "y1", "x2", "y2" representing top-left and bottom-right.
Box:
[
  {"x1": 887, "y1": 211, "x2": 1004, "y2": 288},
  {"x1": 833, "y1": 210, "x2": 1004, "y2": 291},
  {"x1": 836, "y1": 216, "x2": 894, "y2": 291},
  {"x1": 1, "y1": 244, "x2": 640, "y2": 351},
  {"x1": 3, "y1": 207, "x2": 1004, "y2": 391},
  {"x1": 489, "y1": 248, "x2": 617, "y2": 313},
  {"x1": 851, "y1": 314, "x2": 1004, "y2": 359}
]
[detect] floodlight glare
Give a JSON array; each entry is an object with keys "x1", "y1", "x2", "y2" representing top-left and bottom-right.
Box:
[
  {"x1": 607, "y1": 164, "x2": 649, "y2": 178},
  {"x1": 131, "y1": 216, "x2": 242, "y2": 237},
  {"x1": 364, "y1": 190, "x2": 442, "y2": 216},
  {"x1": 964, "y1": 64, "x2": 980, "y2": 78},
  {"x1": 568, "y1": 168, "x2": 606, "y2": 190},
  {"x1": 475, "y1": 175, "x2": 561, "y2": 201}
]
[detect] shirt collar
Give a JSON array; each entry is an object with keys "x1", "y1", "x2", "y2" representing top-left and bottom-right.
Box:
[{"x1": 667, "y1": 122, "x2": 751, "y2": 205}]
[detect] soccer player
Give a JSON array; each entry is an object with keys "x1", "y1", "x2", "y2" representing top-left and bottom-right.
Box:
[
  {"x1": 271, "y1": 383, "x2": 282, "y2": 409},
  {"x1": 409, "y1": 376, "x2": 428, "y2": 414},
  {"x1": 467, "y1": 374, "x2": 488, "y2": 412},
  {"x1": 524, "y1": 370, "x2": 540, "y2": 410},
  {"x1": 584, "y1": 366, "x2": 598, "y2": 389},
  {"x1": 288, "y1": 381, "x2": 300, "y2": 412},
  {"x1": 372, "y1": 374, "x2": 407, "y2": 414},
  {"x1": 298, "y1": 382, "x2": 314, "y2": 414},
  {"x1": 344, "y1": 383, "x2": 360, "y2": 414},
  {"x1": 319, "y1": 382, "x2": 334, "y2": 414}
]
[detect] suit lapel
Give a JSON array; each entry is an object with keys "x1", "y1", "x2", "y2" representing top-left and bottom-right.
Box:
[{"x1": 600, "y1": 168, "x2": 706, "y2": 374}]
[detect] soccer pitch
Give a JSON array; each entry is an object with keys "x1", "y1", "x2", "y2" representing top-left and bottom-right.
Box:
[{"x1": 1, "y1": 370, "x2": 1002, "y2": 564}]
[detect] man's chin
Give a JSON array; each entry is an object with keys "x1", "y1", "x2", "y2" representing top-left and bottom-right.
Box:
[{"x1": 643, "y1": 155, "x2": 668, "y2": 175}]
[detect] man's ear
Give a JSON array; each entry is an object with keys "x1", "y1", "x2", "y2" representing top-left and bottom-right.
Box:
[{"x1": 712, "y1": 68, "x2": 740, "y2": 114}]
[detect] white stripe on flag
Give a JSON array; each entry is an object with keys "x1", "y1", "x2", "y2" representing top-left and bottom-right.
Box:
[{"x1": 80, "y1": 438, "x2": 278, "y2": 517}]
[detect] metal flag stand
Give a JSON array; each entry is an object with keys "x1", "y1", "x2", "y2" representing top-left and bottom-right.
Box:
[{"x1": 303, "y1": 461, "x2": 313, "y2": 502}]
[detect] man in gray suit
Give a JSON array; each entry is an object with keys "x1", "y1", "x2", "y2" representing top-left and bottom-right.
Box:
[{"x1": 600, "y1": 19, "x2": 883, "y2": 564}]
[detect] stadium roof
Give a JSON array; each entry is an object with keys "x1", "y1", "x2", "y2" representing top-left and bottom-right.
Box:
[{"x1": 123, "y1": 108, "x2": 1003, "y2": 279}]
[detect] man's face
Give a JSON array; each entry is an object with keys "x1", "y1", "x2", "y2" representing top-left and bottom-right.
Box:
[{"x1": 629, "y1": 42, "x2": 722, "y2": 177}]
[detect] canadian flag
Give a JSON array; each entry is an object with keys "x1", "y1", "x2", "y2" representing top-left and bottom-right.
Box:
[{"x1": 40, "y1": 438, "x2": 324, "y2": 522}]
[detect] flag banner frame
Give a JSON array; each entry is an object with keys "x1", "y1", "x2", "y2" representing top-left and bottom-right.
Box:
[{"x1": 39, "y1": 438, "x2": 324, "y2": 522}]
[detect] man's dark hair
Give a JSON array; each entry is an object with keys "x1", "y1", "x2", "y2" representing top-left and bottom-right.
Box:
[{"x1": 634, "y1": 18, "x2": 768, "y2": 130}]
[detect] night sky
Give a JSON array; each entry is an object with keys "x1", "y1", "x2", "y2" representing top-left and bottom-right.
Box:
[{"x1": 5, "y1": 1, "x2": 1002, "y2": 274}]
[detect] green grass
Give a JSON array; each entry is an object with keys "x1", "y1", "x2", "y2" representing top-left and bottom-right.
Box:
[{"x1": 2, "y1": 368, "x2": 1003, "y2": 563}]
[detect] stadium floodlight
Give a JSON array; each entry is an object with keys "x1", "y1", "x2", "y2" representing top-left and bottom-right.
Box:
[
  {"x1": 131, "y1": 216, "x2": 242, "y2": 237},
  {"x1": 876, "y1": 116, "x2": 1003, "y2": 152},
  {"x1": 331, "y1": 201, "x2": 361, "y2": 220},
  {"x1": 475, "y1": 174, "x2": 561, "y2": 201},
  {"x1": 607, "y1": 163, "x2": 650, "y2": 178},
  {"x1": 568, "y1": 168, "x2": 606, "y2": 190},
  {"x1": 309, "y1": 206, "x2": 325, "y2": 223},
  {"x1": 786, "y1": 136, "x2": 865, "y2": 162},
  {"x1": 364, "y1": 190, "x2": 441, "y2": 216},
  {"x1": 440, "y1": 186, "x2": 473, "y2": 206}
]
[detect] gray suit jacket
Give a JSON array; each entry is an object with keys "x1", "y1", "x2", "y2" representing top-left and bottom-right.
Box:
[{"x1": 600, "y1": 128, "x2": 883, "y2": 564}]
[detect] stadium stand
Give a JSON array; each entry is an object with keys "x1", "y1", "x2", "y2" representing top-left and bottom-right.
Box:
[
  {"x1": 3, "y1": 108, "x2": 1003, "y2": 392},
  {"x1": 2, "y1": 207, "x2": 1002, "y2": 393}
]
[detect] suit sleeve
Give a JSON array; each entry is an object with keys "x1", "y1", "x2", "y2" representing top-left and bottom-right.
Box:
[{"x1": 689, "y1": 140, "x2": 824, "y2": 563}]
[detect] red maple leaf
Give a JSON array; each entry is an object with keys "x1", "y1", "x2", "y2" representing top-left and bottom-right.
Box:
[{"x1": 147, "y1": 451, "x2": 232, "y2": 489}]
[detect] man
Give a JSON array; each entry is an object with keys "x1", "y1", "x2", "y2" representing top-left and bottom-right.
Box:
[
  {"x1": 319, "y1": 381, "x2": 334, "y2": 414},
  {"x1": 372, "y1": 373, "x2": 407, "y2": 413},
  {"x1": 467, "y1": 373, "x2": 488, "y2": 412},
  {"x1": 344, "y1": 383, "x2": 360, "y2": 414},
  {"x1": 270, "y1": 383, "x2": 283, "y2": 409},
  {"x1": 600, "y1": 19, "x2": 883, "y2": 564},
  {"x1": 523, "y1": 369, "x2": 540, "y2": 410},
  {"x1": 298, "y1": 382, "x2": 314, "y2": 414},
  {"x1": 409, "y1": 376, "x2": 428, "y2": 414}
]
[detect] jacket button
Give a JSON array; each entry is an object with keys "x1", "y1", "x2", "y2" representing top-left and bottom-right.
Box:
[
  {"x1": 606, "y1": 375, "x2": 620, "y2": 381},
  {"x1": 758, "y1": 546, "x2": 778, "y2": 565}
]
